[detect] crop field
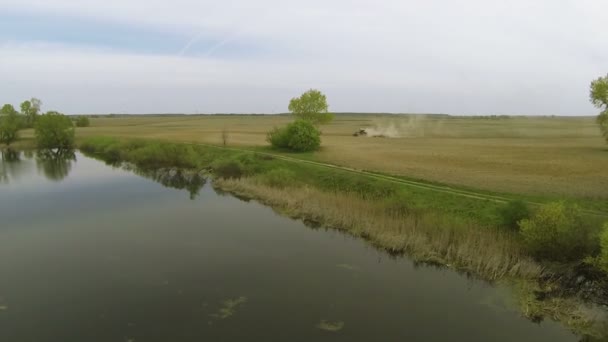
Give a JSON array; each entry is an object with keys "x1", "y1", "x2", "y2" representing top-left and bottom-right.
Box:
[{"x1": 42, "y1": 114, "x2": 607, "y2": 201}]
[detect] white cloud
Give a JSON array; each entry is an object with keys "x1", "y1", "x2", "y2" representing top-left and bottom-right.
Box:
[{"x1": 0, "y1": 0, "x2": 607, "y2": 114}]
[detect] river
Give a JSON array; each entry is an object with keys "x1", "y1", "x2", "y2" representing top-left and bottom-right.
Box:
[{"x1": 0, "y1": 149, "x2": 580, "y2": 341}]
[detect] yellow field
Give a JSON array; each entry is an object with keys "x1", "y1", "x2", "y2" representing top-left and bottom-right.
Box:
[{"x1": 68, "y1": 114, "x2": 607, "y2": 199}]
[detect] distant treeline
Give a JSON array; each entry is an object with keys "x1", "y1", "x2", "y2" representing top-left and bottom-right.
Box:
[{"x1": 79, "y1": 113, "x2": 594, "y2": 119}]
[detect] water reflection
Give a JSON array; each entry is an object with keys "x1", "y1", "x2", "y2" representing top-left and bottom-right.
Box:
[
  {"x1": 1, "y1": 148, "x2": 20, "y2": 162},
  {"x1": 0, "y1": 148, "x2": 21, "y2": 183},
  {"x1": 125, "y1": 165, "x2": 207, "y2": 199},
  {"x1": 35, "y1": 149, "x2": 76, "y2": 182}
]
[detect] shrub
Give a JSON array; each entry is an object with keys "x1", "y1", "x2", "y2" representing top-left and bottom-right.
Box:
[
  {"x1": 519, "y1": 202, "x2": 595, "y2": 261},
  {"x1": 128, "y1": 143, "x2": 198, "y2": 169},
  {"x1": 267, "y1": 120, "x2": 321, "y2": 152},
  {"x1": 79, "y1": 137, "x2": 124, "y2": 164},
  {"x1": 600, "y1": 223, "x2": 608, "y2": 273},
  {"x1": 266, "y1": 127, "x2": 290, "y2": 149},
  {"x1": 286, "y1": 120, "x2": 321, "y2": 151},
  {"x1": 75, "y1": 116, "x2": 90, "y2": 127},
  {"x1": 498, "y1": 200, "x2": 530, "y2": 230}
]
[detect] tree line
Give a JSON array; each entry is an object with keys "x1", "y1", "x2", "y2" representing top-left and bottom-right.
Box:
[{"x1": 0, "y1": 98, "x2": 89, "y2": 149}]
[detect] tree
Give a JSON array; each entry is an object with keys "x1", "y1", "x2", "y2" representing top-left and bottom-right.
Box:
[
  {"x1": 1, "y1": 104, "x2": 18, "y2": 116},
  {"x1": 20, "y1": 98, "x2": 42, "y2": 128},
  {"x1": 288, "y1": 89, "x2": 333, "y2": 125},
  {"x1": 34, "y1": 111, "x2": 75, "y2": 149},
  {"x1": 590, "y1": 74, "x2": 608, "y2": 142},
  {"x1": 75, "y1": 116, "x2": 90, "y2": 127},
  {"x1": 0, "y1": 104, "x2": 21, "y2": 146}
]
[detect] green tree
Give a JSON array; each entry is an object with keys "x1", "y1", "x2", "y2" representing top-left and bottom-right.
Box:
[
  {"x1": 288, "y1": 89, "x2": 333, "y2": 125},
  {"x1": 20, "y1": 98, "x2": 42, "y2": 128},
  {"x1": 590, "y1": 74, "x2": 608, "y2": 142},
  {"x1": 1, "y1": 104, "x2": 17, "y2": 116},
  {"x1": 34, "y1": 111, "x2": 75, "y2": 149},
  {"x1": 0, "y1": 104, "x2": 21, "y2": 146},
  {"x1": 75, "y1": 116, "x2": 90, "y2": 127}
]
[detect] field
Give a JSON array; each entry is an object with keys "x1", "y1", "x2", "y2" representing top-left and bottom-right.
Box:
[{"x1": 20, "y1": 113, "x2": 607, "y2": 202}]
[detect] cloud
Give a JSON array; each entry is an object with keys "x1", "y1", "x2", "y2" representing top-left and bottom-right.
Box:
[{"x1": 1, "y1": 0, "x2": 607, "y2": 114}]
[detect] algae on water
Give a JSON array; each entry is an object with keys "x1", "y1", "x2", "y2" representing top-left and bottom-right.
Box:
[
  {"x1": 317, "y1": 320, "x2": 345, "y2": 332},
  {"x1": 336, "y1": 264, "x2": 360, "y2": 271},
  {"x1": 210, "y1": 296, "x2": 247, "y2": 319}
]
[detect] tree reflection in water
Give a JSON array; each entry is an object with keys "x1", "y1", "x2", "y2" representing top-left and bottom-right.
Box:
[
  {"x1": 35, "y1": 149, "x2": 76, "y2": 182},
  {"x1": 125, "y1": 165, "x2": 207, "y2": 200},
  {"x1": 0, "y1": 148, "x2": 21, "y2": 183}
]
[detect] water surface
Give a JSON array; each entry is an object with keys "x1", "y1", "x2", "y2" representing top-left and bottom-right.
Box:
[{"x1": 0, "y1": 150, "x2": 580, "y2": 341}]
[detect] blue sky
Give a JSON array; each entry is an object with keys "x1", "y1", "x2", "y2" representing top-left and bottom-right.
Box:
[{"x1": 1, "y1": 0, "x2": 607, "y2": 115}]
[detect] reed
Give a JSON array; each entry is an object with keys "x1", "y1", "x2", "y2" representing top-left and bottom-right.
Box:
[{"x1": 215, "y1": 177, "x2": 542, "y2": 281}]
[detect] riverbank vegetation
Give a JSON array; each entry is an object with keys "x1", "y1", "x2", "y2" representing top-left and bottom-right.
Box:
[
  {"x1": 79, "y1": 136, "x2": 608, "y2": 337},
  {"x1": 80, "y1": 137, "x2": 540, "y2": 277}
]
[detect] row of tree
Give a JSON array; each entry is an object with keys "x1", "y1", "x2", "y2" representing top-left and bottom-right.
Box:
[{"x1": 0, "y1": 98, "x2": 78, "y2": 149}]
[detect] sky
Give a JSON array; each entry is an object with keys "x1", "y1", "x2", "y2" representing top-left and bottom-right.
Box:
[{"x1": 0, "y1": 0, "x2": 606, "y2": 115}]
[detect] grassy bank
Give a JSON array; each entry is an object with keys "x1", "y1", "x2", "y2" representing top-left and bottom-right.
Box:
[{"x1": 79, "y1": 136, "x2": 607, "y2": 338}]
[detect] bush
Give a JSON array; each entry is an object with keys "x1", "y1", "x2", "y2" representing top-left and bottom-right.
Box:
[
  {"x1": 519, "y1": 202, "x2": 595, "y2": 261},
  {"x1": 498, "y1": 200, "x2": 530, "y2": 230},
  {"x1": 266, "y1": 126, "x2": 290, "y2": 149},
  {"x1": 75, "y1": 116, "x2": 90, "y2": 127},
  {"x1": 80, "y1": 137, "x2": 199, "y2": 168},
  {"x1": 267, "y1": 120, "x2": 321, "y2": 152},
  {"x1": 128, "y1": 143, "x2": 198, "y2": 169},
  {"x1": 600, "y1": 223, "x2": 608, "y2": 273}
]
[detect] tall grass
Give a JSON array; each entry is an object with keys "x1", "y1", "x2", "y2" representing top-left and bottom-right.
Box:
[{"x1": 215, "y1": 177, "x2": 541, "y2": 281}]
